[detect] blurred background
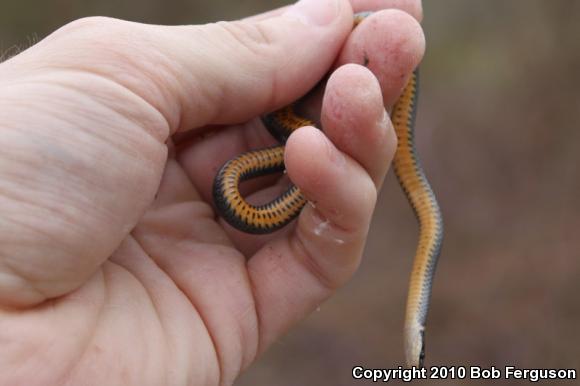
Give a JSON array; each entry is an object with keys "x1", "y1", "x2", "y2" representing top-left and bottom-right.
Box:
[{"x1": 2, "y1": 0, "x2": 579, "y2": 384}]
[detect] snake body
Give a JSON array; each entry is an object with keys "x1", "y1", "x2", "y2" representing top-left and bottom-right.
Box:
[
  {"x1": 211, "y1": 105, "x2": 308, "y2": 233},
  {"x1": 212, "y1": 13, "x2": 443, "y2": 368}
]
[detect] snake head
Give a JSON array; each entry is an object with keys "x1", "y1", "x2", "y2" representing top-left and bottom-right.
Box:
[{"x1": 405, "y1": 324, "x2": 425, "y2": 368}]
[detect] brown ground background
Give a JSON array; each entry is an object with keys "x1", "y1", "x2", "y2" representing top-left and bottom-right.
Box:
[{"x1": 2, "y1": 1, "x2": 579, "y2": 385}]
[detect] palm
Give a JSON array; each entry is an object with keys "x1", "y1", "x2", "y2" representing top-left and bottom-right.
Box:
[{"x1": 0, "y1": 88, "x2": 271, "y2": 382}]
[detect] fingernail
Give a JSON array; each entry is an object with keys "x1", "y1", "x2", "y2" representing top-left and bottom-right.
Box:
[{"x1": 283, "y1": 0, "x2": 340, "y2": 26}]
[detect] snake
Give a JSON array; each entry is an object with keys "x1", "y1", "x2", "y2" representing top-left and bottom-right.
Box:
[{"x1": 212, "y1": 12, "x2": 443, "y2": 368}]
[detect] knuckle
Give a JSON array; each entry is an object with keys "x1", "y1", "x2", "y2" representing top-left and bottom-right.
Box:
[
  {"x1": 206, "y1": 20, "x2": 281, "y2": 106},
  {"x1": 291, "y1": 235, "x2": 343, "y2": 291},
  {"x1": 47, "y1": 17, "x2": 142, "y2": 73},
  {"x1": 213, "y1": 20, "x2": 278, "y2": 59},
  {"x1": 48, "y1": 17, "x2": 135, "y2": 63},
  {"x1": 56, "y1": 16, "x2": 123, "y2": 38}
]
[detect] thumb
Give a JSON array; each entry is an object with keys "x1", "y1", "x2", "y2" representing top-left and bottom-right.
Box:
[
  {"x1": 9, "y1": 0, "x2": 353, "y2": 134},
  {"x1": 165, "y1": 0, "x2": 353, "y2": 131}
]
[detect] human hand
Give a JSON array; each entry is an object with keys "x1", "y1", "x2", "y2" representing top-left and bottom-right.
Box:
[{"x1": 0, "y1": 0, "x2": 424, "y2": 384}]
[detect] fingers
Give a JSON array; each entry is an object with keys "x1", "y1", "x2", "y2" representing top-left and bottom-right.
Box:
[
  {"x1": 245, "y1": 65, "x2": 394, "y2": 350},
  {"x1": 321, "y1": 64, "x2": 396, "y2": 188},
  {"x1": 288, "y1": 127, "x2": 376, "y2": 235},
  {"x1": 179, "y1": 7, "x2": 424, "y2": 211},
  {"x1": 214, "y1": 64, "x2": 399, "y2": 256},
  {"x1": 337, "y1": 9, "x2": 425, "y2": 107}
]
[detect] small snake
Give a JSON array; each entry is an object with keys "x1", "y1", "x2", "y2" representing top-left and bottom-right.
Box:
[{"x1": 212, "y1": 12, "x2": 443, "y2": 368}]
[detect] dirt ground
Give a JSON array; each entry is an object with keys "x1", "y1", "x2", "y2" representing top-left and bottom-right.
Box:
[{"x1": 2, "y1": 1, "x2": 579, "y2": 385}]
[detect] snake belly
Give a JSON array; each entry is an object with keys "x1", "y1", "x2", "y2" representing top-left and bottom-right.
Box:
[{"x1": 212, "y1": 14, "x2": 443, "y2": 369}]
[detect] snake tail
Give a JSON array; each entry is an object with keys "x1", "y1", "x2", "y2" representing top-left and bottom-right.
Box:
[{"x1": 391, "y1": 70, "x2": 444, "y2": 368}]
